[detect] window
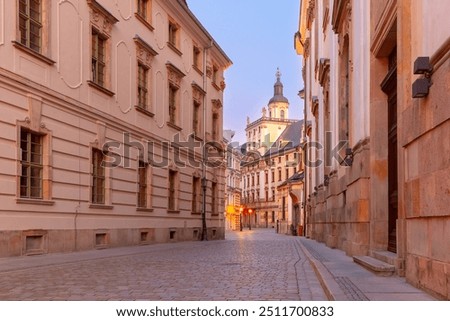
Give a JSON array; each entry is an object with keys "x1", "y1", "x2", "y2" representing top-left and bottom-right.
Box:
[
  {"x1": 20, "y1": 129, "x2": 43, "y2": 199},
  {"x1": 168, "y1": 170, "x2": 177, "y2": 210},
  {"x1": 137, "y1": 63, "x2": 149, "y2": 109},
  {"x1": 134, "y1": 36, "x2": 157, "y2": 115},
  {"x1": 192, "y1": 177, "x2": 200, "y2": 213},
  {"x1": 193, "y1": 45, "x2": 201, "y2": 70},
  {"x1": 251, "y1": 175, "x2": 255, "y2": 186},
  {"x1": 265, "y1": 171, "x2": 268, "y2": 184},
  {"x1": 265, "y1": 191, "x2": 269, "y2": 202},
  {"x1": 91, "y1": 29, "x2": 106, "y2": 87},
  {"x1": 137, "y1": 0, "x2": 149, "y2": 20},
  {"x1": 91, "y1": 149, "x2": 105, "y2": 204},
  {"x1": 168, "y1": 20, "x2": 180, "y2": 52},
  {"x1": 137, "y1": 161, "x2": 148, "y2": 208},
  {"x1": 212, "y1": 113, "x2": 219, "y2": 140},
  {"x1": 211, "y1": 182, "x2": 217, "y2": 214},
  {"x1": 278, "y1": 168, "x2": 282, "y2": 181},
  {"x1": 19, "y1": 0, "x2": 42, "y2": 52},
  {"x1": 285, "y1": 155, "x2": 289, "y2": 161},
  {"x1": 286, "y1": 168, "x2": 289, "y2": 180},
  {"x1": 271, "y1": 169, "x2": 275, "y2": 182},
  {"x1": 169, "y1": 84, "x2": 178, "y2": 124},
  {"x1": 282, "y1": 197, "x2": 286, "y2": 220},
  {"x1": 256, "y1": 175, "x2": 260, "y2": 186},
  {"x1": 280, "y1": 110, "x2": 285, "y2": 119},
  {"x1": 272, "y1": 211, "x2": 275, "y2": 223},
  {"x1": 212, "y1": 66, "x2": 218, "y2": 85},
  {"x1": 87, "y1": 0, "x2": 117, "y2": 93},
  {"x1": 272, "y1": 188, "x2": 275, "y2": 201},
  {"x1": 193, "y1": 101, "x2": 200, "y2": 135},
  {"x1": 166, "y1": 63, "x2": 185, "y2": 128}
]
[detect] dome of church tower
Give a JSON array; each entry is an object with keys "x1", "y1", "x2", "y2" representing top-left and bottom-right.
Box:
[{"x1": 269, "y1": 68, "x2": 289, "y2": 104}]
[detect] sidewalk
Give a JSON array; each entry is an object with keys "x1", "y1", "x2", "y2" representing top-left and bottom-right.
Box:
[{"x1": 296, "y1": 237, "x2": 437, "y2": 301}]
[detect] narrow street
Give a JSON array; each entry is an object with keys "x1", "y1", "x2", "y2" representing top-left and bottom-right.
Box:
[{"x1": 0, "y1": 229, "x2": 326, "y2": 301}]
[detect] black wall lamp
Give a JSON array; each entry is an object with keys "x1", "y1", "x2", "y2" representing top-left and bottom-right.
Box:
[
  {"x1": 343, "y1": 148, "x2": 353, "y2": 166},
  {"x1": 412, "y1": 57, "x2": 433, "y2": 98}
]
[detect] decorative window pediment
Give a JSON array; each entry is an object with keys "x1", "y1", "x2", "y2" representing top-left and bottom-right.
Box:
[
  {"x1": 318, "y1": 58, "x2": 330, "y2": 87},
  {"x1": 306, "y1": 0, "x2": 316, "y2": 29},
  {"x1": 134, "y1": 35, "x2": 158, "y2": 67},
  {"x1": 87, "y1": 0, "x2": 118, "y2": 37},
  {"x1": 192, "y1": 82, "x2": 206, "y2": 104},
  {"x1": 331, "y1": 0, "x2": 351, "y2": 34},
  {"x1": 212, "y1": 99, "x2": 223, "y2": 111},
  {"x1": 166, "y1": 62, "x2": 185, "y2": 88}
]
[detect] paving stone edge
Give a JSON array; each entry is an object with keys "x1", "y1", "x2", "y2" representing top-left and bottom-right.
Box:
[{"x1": 296, "y1": 239, "x2": 348, "y2": 301}]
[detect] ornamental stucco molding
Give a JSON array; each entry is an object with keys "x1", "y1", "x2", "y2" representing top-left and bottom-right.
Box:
[
  {"x1": 87, "y1": 0, "x2": 118, "y2": 37},
  {"x1": 134, "y1": 35, "x2": 158, "y2": 67},
  {"x1": 166, "y1": 62, "x2": 186, "y2": 88}
]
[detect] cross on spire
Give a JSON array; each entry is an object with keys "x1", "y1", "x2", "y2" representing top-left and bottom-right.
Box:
[{"x1": 276, "y1": 67, "x2": 281, "y2": 80}]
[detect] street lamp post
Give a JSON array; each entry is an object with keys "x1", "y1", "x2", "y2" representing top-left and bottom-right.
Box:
[
  {"x1": 239, "y1": 206, "x2": 243, "y2": 231},
  {"x1": 248, "y1": 209, "x2": 253, "y2": 230}
]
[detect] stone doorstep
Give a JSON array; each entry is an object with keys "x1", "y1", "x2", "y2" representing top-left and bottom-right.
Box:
[
  {"x1": 353, "y1": 255, "x2": 396, "y2": 276},
  {"x1": 372, "y1": 250, "x2": 398, "y2": 266}
]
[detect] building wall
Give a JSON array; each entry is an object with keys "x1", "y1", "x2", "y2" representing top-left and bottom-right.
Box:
[
  {"x1": 297, "y1": 0, "x2": 449, "y2": 299},
  {"x1": 0, "y1": 0, "x2": 231, "y2": 257}
]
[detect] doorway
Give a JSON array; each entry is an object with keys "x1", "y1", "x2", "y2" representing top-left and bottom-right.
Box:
[{"x1": 381, "y1": 48, "x2": 398, "y2": 253}]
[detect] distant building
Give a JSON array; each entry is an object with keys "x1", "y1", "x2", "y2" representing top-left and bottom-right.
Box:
[
  {"x1": 241, "y1": 71, "x2": 304, "y2": 232},
  {"x1": 0, "y1": 0, "x2": 231, "y2": 257},
  {"x1": 223, "y1": 130, "x2": 242, "y2": 230},
  {"x1": 296, "y1": 0, "x2": 449, "y2": 299}
]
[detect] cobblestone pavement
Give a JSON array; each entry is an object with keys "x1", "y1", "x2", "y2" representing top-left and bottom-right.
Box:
[{"x1": 0, "y1": 229, "x2": 326, "y2": 301}]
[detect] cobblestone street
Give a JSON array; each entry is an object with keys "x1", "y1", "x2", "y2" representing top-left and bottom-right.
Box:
[{"x1": 0, "y1": 229, "x2": 326, "y2": 301}]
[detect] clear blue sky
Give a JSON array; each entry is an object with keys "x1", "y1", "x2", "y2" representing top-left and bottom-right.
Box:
[{"x1": 187, "y1": 0, "x2": 304, "y2": 144}]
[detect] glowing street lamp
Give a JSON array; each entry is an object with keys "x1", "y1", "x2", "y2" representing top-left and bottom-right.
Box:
[{"x1": 248, "y1": 208, "x2": 253, "y2": 230}]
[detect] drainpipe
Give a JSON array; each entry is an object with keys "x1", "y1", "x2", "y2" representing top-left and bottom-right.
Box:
[
  {"x1": 201, "y1": 40, "x2": 213, "y2": 241},
  {"x1": 299, "y1": 89, "x2": 308, "y2": 237}
]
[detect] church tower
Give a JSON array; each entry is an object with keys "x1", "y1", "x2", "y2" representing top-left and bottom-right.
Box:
[
  {"x1": 245, "y1": 69, "x2": 297, "y2": 155},
  {"x1": 268, "y1": 68, "x2": 289, "y2": 120}
]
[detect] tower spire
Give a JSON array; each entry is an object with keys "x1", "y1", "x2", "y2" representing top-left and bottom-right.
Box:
[
  {"x1": 276, "y1": 67, "x2": 281, "y2": 81},
  {"x1": 269, "y1": 68, "x2": 289, "y2": 105}
]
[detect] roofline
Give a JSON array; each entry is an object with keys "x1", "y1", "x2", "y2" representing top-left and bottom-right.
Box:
[{"x1": 178, "y1": 0, "x2": 233, "y2": 66}]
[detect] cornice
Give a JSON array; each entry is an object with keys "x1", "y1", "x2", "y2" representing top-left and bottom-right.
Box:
[{"x1": 370, "y1": 0, "x2": 397, "y2": 57}]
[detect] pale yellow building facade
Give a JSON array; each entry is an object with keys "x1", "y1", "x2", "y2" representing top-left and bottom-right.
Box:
[{"x1": 0, "y1": 0, "x2": 231, "y2": 257}]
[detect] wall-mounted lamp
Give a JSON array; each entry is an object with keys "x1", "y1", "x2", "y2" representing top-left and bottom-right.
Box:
[
  {"x1": 412, "y1": 57, "x2": 433, "y2": 98},
  {"x1": 343, "y1": 148, "x2": 353, "y2": 166}
]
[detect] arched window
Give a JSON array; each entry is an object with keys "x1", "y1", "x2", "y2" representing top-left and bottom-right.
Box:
[{"x1": 280, "y1": 110, "x2": 285, "y2": 119}]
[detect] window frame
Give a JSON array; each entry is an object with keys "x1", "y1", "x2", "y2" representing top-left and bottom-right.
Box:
[
  {"x1": 18, "y1": 0, "x2": 42, "y2": 53},
  {"x1": 19, "y1": 128, "x2": 43, "y2": 199},
  {"x1": 192, "y1": 176, "x2": 201, "y2": 214},
  {"x1": 167, "y1": 18, "x2": 181, "y2": 55},
  {"x1": 137, "y1": 62, "x2": 149, "y2": 110},
  {"x1": 137, "y1": 160, "x2": 150, "y2": 209},
  {"x1": 168, "y1": 169, "x2": 179, "y2": 212},
  {"x1": 91, "y1": 28, "x2": 107, "y2": 88},
  {"x1": 91, "y1": 148, "x2": 106, "y2": 205}
]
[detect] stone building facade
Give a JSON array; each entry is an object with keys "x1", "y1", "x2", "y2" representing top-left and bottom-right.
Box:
[
  {"x1": 0, "y1": 0, "x2": 231, "y2": 257},
  {"x1": 296, "y1": 0, "x2": 449, "y2": 299}
]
